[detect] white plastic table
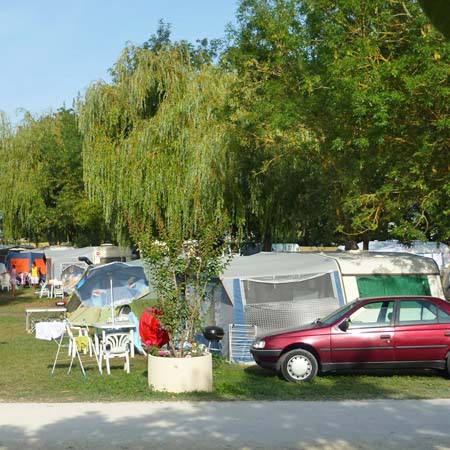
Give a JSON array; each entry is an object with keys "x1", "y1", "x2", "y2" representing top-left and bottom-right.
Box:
[
  {"x1": 47, "y1": 280, "x2": 63, "y2": 298},
  {"x1": 93, "y1": 321, "x2": 136, "y2": 358},
  {"x1": 25, "y1": 307, "x2": 67, "y2": 332}
]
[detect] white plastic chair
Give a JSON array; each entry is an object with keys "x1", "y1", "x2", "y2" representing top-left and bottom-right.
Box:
[
  {"x1": 52, "y1": 281, "x2": 64, "y2": 299},
  {"x1": 1, "y1": 273, "x2": 10, "y2": 291},
  {"x1": 38, "y1": 281, "x2": 51, "y2": 298},
  {"x1": 99, "y1": 333, "x2": 131, "y2": 375}
]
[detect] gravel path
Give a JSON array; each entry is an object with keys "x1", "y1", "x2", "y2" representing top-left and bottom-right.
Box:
[{"x1": 1, "y1": 399, "x2": 450, "y2": 450}]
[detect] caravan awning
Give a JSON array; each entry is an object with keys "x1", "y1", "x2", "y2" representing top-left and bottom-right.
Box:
[{"x1": 221, "y1": 252, "x2": 337, "y2": 280}]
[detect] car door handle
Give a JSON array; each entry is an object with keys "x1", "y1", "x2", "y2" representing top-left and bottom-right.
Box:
[
  {"x1": 445, "y1": 332, "x2": 450, "y2": 337},
  {"x1": 380, "y1": 334, "x2": 391, "y2": 339}
]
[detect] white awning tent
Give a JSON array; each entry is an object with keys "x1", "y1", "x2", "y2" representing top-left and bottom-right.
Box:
[
  {"x1": 215, "y1": 251, "x2": 444, "y2": 362},
  {"x1": 33, "y1": 247, "x2": 96, "y2": 294},
  {"x1": 40, "y1": 246, "x2": 135, "y2": 293},
  {"x1": 222, "y1": 251, "x2": 337, "y2": 280},
  {"x1": 42, "y1": 247, "x2": 95, "y2": 278}
]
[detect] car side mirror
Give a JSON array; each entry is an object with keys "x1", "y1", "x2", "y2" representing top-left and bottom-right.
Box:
[{"x1": 338, "y1": 319, "x2": 350, "y2": 332}]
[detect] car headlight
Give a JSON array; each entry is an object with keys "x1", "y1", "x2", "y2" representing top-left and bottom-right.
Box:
[{"x1": 252, "y1": 339, "x2": 266, "y2": 349}]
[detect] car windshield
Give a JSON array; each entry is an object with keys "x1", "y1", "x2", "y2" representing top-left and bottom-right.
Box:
[{"x1": 318, "y1": 300, "x2": 361, "y2": 325}]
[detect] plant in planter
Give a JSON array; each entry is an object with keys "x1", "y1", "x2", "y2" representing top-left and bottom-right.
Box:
[
  {"x1": 139, "y1": 223, "x2": 231, "y2": 393},
  {"x1": 140, "y1": 224, "x2": 231, "y2": 358}
]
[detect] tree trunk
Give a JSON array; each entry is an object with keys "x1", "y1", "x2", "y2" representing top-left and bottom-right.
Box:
[
  {"x1": 362, "y1": 237, "x2": 369, "y2": 251},
  {"x1": 262, "y1": 229, "x2": 272, "y2": 252}
]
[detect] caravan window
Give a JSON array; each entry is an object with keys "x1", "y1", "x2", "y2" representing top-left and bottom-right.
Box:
[
  {"x1": 356, "y1": 275, "x2": 431, "y2": 298},
  {"x1": 243, "y1": 272, "x2": 336, "y2": 304}
]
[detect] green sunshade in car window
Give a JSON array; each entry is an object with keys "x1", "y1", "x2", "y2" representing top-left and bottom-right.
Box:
[{"x1": 356, "y1": 276, "x2": 431, "y2": 298}]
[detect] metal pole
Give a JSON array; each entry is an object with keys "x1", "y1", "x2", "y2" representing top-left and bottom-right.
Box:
[{"x1": 110, "y1": 277, "x2": 115, "y2": 324}]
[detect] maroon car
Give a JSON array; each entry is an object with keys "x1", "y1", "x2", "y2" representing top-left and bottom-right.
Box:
[{"x1": 251, "y1": 296, "x2": 450, "y2": 382}]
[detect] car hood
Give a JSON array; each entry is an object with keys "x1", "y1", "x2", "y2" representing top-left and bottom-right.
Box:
[{"x1": 257, "y1": 321, "x2": 325, "y2": 340}]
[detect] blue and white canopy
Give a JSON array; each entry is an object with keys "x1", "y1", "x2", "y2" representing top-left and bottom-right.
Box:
[{"x1": 75, "y1": 262, "x2": 149, "y2": 308}]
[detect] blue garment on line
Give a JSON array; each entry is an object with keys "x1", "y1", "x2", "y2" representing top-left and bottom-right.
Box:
[{"x1": 128, "y1": 311, "x2": 145, "y2": 355}]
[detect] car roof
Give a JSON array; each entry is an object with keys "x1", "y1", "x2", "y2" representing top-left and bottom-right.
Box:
[{"x1": 358, "y1": 295, "x2": 448, "y2": 304}]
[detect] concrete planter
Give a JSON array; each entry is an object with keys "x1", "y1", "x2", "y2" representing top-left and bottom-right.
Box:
[{"x1": 148, "y1": 353, "x2": 213, "y2": 393}]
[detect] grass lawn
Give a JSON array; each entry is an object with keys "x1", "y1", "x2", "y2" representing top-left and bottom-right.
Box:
[{"x1": 1, "y1": 289, "x2": 450, "y2": 402}]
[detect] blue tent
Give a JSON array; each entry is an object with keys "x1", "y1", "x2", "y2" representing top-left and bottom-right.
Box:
[
  {"x1": 6, "y1": 250, "x2": 46, "y2": 278},
  {"x1": 74, "y1": 262, "x2": 149, "y2": 308}
]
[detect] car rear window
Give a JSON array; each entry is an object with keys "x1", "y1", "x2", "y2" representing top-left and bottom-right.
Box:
[{"x1": 398, "y1": 300, "x2": 438, "y2": 325}]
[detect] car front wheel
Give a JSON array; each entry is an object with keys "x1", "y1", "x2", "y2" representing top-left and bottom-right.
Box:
[{"x1": 279, "y1": 349, "x2": 318, "y2": 382}]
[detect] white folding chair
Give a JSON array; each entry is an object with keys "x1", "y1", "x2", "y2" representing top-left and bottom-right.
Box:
[
  {"x1": 51, "y1": 320, "x2": 100, "y2": 378},
  {"x1": 99, "y1": 333, "x2": 131, "y2": 375}
]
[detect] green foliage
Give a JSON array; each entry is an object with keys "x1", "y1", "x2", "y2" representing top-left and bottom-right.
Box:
[
  {"x1": 142, "y1": 223, "x2": 230, "y2": 357},
  {"x1": 223, "y1": 0, "x2": 450, "y2": 246},
  {"x1": 0, "y1": 112, "x2": 45, "y2": 240},
  {"x1": 79, "y1": 40, "x2": 236, "y2": 354},
  {"x1": 140, "y1": 19, "x2": 224, "y2": 68},
  {"x1": 80, "y1": 44, "x2": 236, "y2": 242},
  {"x1": 0, "y1": 109, "x2": 112, "y2": 244},
  {"x1": 4, "y1": 1, "x2": 450, "y2": 253},
  {"x1": 224, "y1": 0, "x2": 335, "y2": 248},
  {"x1": 298, "y1": 0, "x2": 450, "y2": 242}
]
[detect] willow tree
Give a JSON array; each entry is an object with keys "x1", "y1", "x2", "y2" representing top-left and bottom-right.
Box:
[
  {"x1": 79, "y1": 43, "x2": 237, "y2": 354},
  {"x1": 0, "y1": 109, "x2": 110, "y2": 245},
  {"x1": 0, "y1": 112, "x2": 46, "y2": 242}
]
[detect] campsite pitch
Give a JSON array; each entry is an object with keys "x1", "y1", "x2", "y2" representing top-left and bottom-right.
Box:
[{"x1": 1, "y1": 292, "x2": 450, "y2": 402}]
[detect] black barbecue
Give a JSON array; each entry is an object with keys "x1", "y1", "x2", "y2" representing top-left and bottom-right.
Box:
[
  {"x1": 203, "y1": 326, "x2": 225, "y2": 342},
  {"x1": 203, "y1": 326, "x2": 225, "y2": 353}
]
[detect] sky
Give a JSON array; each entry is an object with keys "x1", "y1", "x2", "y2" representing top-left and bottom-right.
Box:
[{"x1": 0, "y1": 1, "x2": 238, "y2": 124}]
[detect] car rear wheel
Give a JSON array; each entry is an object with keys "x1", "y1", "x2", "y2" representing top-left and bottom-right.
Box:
[{"x1": 279, "y1": 349, "x2": 318, "y2": 382}]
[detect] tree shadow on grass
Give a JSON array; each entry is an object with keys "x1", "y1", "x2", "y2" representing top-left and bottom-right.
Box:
[{"x1": 0, "y1": 290, "x2": 44, "y2": 308}]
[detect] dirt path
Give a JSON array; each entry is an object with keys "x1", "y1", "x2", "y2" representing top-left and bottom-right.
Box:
[{"x1": 1, "y1": 399, "x2": 450, "y2": 450}]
